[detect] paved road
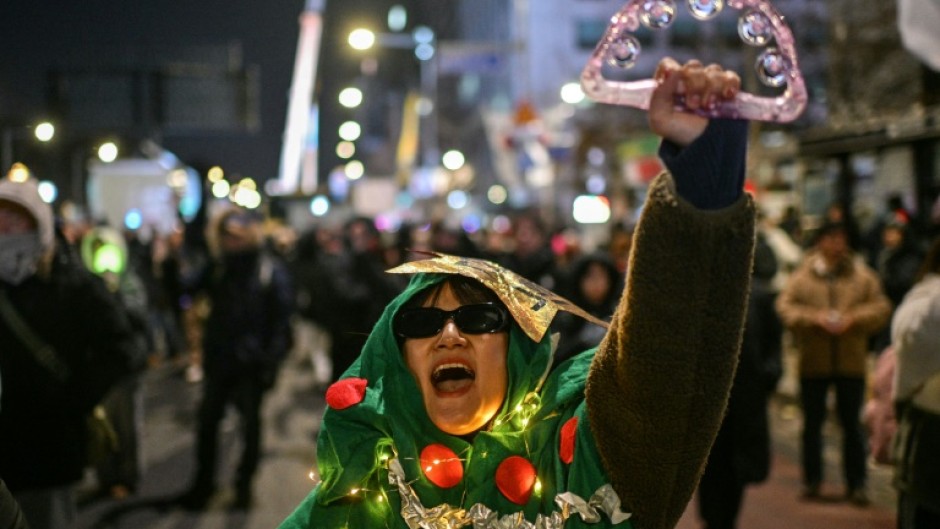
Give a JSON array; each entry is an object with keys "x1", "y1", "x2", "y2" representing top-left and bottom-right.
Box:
[
  {"x1": 676, "y1": 398, "x2": 897, "y2": 529},
  {"x1": 75, "y1": 355, "x2": 899, "y2": 529},
  {"x1": 75, "y1": 358, "x2": 322, "y2": 529}
]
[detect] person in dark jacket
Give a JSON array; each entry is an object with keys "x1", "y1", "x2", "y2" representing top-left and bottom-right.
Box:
[
  {"x1": 695, "y1": 232, "x2": 783, "y2": 529},
  {"x1": 552, "y1": 252, "x2": 621, "y2": 365},
  {"x1": 0, "y1": 479, "x2": 28, "y2": 529},
  {"x1": 179, "y1": 206, "x2": 294, "y2": 510},
  {"x1": 872, "y1": 219, "x2": 924, "y2": 351},
  {"x1": 79, "y1": 226, "x2": 151, "y2": 500},
  {"x1": 322, "y1": 217, "x2": 405, "y2": 382},
  {"x1": 1, "y1": 357, "x2": 33, "y2": 529},
  {"x1": 0, "y1": 177, "x2": 138, "y2": 529}
]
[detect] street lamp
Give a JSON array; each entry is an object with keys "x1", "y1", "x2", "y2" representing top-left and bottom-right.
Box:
[
  {"x1": 2, "y1": 121, "x2": 56, "y2": 174},
  {"x1": 347, "y1": 25, "x2": 439, "y2": 170}
]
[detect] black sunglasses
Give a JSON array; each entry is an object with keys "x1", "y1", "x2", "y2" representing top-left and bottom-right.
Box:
[{"x1": 394, "y1": 303, "x2": 510, "y2": 339}]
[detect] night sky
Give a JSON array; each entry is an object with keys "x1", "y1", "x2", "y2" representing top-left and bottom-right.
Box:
[{"x1": 0, "y1": 0, "x2": 306, "y2": 189}]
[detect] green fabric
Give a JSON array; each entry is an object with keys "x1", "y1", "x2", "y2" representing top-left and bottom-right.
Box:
[{"x1": 279, "y1": 273, "x2": 630, "y2": 528}]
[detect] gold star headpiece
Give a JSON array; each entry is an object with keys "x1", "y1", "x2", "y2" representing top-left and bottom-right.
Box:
[{"x1": 387, "y1": 252, "x2": 609, "y2": 343}]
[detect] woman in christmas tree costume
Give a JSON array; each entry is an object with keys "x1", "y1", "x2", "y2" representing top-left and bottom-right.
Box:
[{"x1": 279, "y1": 58, "x2": 755, "y2": 529}]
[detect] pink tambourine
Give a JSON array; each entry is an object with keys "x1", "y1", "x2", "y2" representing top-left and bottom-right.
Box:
[{"x1": 580, "y1": 0, "x2": 808, "y2": 122}]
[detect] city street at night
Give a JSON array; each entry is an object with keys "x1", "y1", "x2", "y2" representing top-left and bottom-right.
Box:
[{"x1": 73, "y1": 352, "x2": 898, "y2": 529}]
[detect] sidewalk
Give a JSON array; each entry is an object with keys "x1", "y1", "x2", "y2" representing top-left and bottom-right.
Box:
[{"x1": 676, "y1": 345, "x2": 898, "y2": 529}]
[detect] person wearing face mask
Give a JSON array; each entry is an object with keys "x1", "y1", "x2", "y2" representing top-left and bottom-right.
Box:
[
  {"x1": 278, "y1": 58, "x2": 757, "y2": 529},
  {"x1": 0, "y1": 177, "x2": 138, "y2": 529},
  {"x1": 177, "y1": 206, "x2": 295, "y2": 510}
]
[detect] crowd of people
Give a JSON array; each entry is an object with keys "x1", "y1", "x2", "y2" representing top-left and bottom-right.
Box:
[{"x1": 3, "y1": 70, "x2": 940, "y2": 529}]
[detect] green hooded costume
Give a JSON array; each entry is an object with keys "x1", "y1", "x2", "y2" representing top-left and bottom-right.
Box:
[{"x1": 279, "y1": 166, "x2": 757, "y2": 529}]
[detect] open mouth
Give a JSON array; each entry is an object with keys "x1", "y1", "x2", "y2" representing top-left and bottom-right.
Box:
[{"x1": 431, "y1": 363, "x2": 476, "y2": 394}]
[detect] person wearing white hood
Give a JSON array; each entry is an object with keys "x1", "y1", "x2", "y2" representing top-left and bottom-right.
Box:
[{"x1": 0, "y1": 176, "x2": 140, "y2": 529}]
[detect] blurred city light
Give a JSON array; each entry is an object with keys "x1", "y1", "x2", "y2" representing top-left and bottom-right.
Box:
[
  {"x1": 37, "y1": 180, "x2": 57, "y2": 203},
  {"x1": 491, "y1": 214, "x2": 511, "y2": 233},
  {"x1": 338, "y1": 87, "x2": 363, "y2": 108},
  {"x1": 487, "y1": 184, "x2": 508, "y2": 205},
  {"x1": 167, "y1": 169, "x2": 188, "y2": 189},
  {"x1": 388, "y1": 5, "x2": 407, "y2": 32},
  {"x1": 415, "y1": 97, "x2": 434, "y2": 116},
  {"x1": 34, "y1": 122, "x2": 55, "y2": 142},
  {"x1": 338, "y1": 121, "x2": 362, "y2": 141},
  {"x1": 462, "y1": 214, "x2": 482, "y2": 233},
  {"x1": 415, "y1": 43, "x2": 435, "y2": 61},
  {"x1": 124, "y1": 208, "x2": 143, "y2": 231},
  {"x1": 396, "y1": 191, "x2": 414, "y2": 209},
  {"x1": 413, "y1": 26, "x2": 434, "y2": 45},
  {"x1": 92, "y1": 243, "x2": 125, "y2": 275},
  {"x1": 7, "y1": 163, "x2": 30, "y2": 182},
  {"x1": 238, "y1": 177, "x2": 258, "y2": 190},
  {"x1": 232, "y1": 183, "x2": 262, "y2": 209},
  {"x1": 345, "y1": 160, "x2": 365, "y2": 180},
  {"x1": 97, "y1": 142, "x2": 119, "y2": 163},
  {"x1": 212, "y1": 180, "x2": 231, "y2": 198},
  {"x1": 442, "y1": 150, "x2": 465, "y2": 171},
  {"x1": 572, "y1": 195, "x2": 611, "y2": 224},
  {"x1": 179, "y1": 194, "x2": 200, "y2": 219},
  {"x1": 207, "y1": 166, "x2": 224, "y2": 182},
  {"x1": 348, "y1": 28, "x2": 376, "y2": 51},
  {"x1": 560, "y1": 82, "x2": 585, "y2": 104},
  {"x1": 336, "y1": 141, "x2": 356, "y2": 159},
  {"x1": 447, "y1": 189, "x2": 468, "y2": 209},
  {"x1": 586, "y1": 174, "x2": 606, "y2": 194},
  {"x1": 310, "y1": 195, "x2": 330, "y2": 216}
]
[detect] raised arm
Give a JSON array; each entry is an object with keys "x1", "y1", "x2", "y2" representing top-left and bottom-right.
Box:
[{"x1": 585, "y1": 58, "x2": 756, "y2": 529}]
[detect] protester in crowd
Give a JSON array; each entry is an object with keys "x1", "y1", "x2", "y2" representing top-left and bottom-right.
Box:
[
  {"x1": 776, "y1": 221, "x2": 891, "y2": 505},
  {"x1": 696, "y1": 232, "x2": 783, "y2": 529},
  {"x1": 0, "y1": 177, "x2": 139, "y2": 529},
  {"x1": 891, "y1": 236, "x2": 940, "y2": 529},
  {"x1": 1, "y1": 355, "x2": 33, "y2": 529},
  {"x1": 79, "y1": 226, "x2": 151, "y2": 500},
  {"x1": 278, "y1": 57, "x2": 757, "y2": 529},
  {"x1": 872, "y1": 218, "x2": 925, "y2": 351},
  {"x1": 291, "y1": 224, "x2": 348, "y2": 385},
  {"x1": 758, "y1": 210, "x2": 802, "y2": 292},
  {"x1": 321, "y1": 216, "x2": 405, "y2": 382},
  {"x1": 552, "y1": 252, "x2": 620, "y2": 365},
  {"x1": 606, "y1": 221, "x2": 634, "y2": 285},
  {"x1": 178, "y1": 206, "x2": 294, "y2": 510},
  {"x1": 863, "y1": 193, "x2": 915, "y2": 265},
  {"x1": 500, "y1": 210, "x2": 558, "y2": 290},
  {"x1": 149, "y1": 225, "x2": 188, "y2": 367},
  {"x1": 777, "y1": 204, "x2": 803, "y2": 247}
]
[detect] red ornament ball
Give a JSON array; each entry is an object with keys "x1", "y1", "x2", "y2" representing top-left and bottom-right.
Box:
[
  {"x1": 560, "y1": 417, "x2": 578, "y2": 464},
  {"x1": 325, "y1": 378, "x2": 368, "y2": 410},
  {"x1": 420, "y1": 444, "x2": 464, "y2": 489},
  {"x1": 495, "y1": 455, "x2": 537, "y2": 505}
]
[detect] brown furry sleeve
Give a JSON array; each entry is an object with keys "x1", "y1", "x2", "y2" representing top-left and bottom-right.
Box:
[{"x1": 585, "y1": 172, "x2": 756, "y2": 529}]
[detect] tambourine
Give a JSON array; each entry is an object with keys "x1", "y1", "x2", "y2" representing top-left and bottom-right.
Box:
[{"x1": 581, "y1": 0, "x2": 807, "y2": 122}]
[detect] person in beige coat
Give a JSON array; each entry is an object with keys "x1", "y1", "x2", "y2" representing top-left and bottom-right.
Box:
[{"x1": 776, "y1": 220, "x2": 891, "y2": 505}]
